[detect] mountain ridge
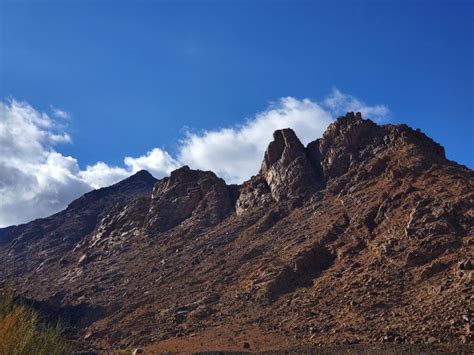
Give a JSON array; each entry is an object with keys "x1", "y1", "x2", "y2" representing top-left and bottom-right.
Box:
[
  {"x1": 0, "y1": 112, "x2": 472, "y2": 351},
  {"x1": 0, "y1": 112, "x2": 460, "y2": 232}
]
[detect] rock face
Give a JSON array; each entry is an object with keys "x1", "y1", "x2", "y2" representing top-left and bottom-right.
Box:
[
  {"x1": 0, "y1": 113, "x2": 472, "y2": 351},
  {"x1": 146, "y1": 166, "x2": 234, "y2": 233},
  {"x1": 260, "y1": 128, "x2": 323, "y2": 202},
  {"x1": 311, "y1": 112, "x2": 382, "y2": 178},
  {"x1": 235, "y1": 175, "x2": 272, "y2": 216}
]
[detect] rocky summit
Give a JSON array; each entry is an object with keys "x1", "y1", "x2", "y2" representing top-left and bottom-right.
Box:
[{"x1": 0, "y1": 113, "x2": 472, "y2": 352}]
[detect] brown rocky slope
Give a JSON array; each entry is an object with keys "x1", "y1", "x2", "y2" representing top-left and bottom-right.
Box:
[{"x1": 0, "y1": 113, "x2": 472, "y2": 352}]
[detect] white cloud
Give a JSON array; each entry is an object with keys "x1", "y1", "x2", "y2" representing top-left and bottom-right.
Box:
[
  {"x1": 80, "y1": 149, "x2": 179, "y2": 189},
  {"x1": 124, "y1": 149, "x2": 179, "y2": 177},
  {"x1": 0, "y1": 100, "x2": 179, "y2": 226},
  {"x1": 0, "y1": 100, "x2": 89, "y2": 226},
  {"x1": 0, "y1": 90, "x2": 390, "y2": 227},
  {"x1": 50, "y1": 106, "x2": 71, "y2": 119},
  {"x1": 322, "y1": 88, "x2": 390, "y2": 122},
  {"x1": 77, "y1": 162, "x2": 130, "y2": 189}
]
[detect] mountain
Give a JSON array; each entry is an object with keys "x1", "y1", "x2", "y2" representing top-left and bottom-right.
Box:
[{"x1": 0, "y1": 113, "x2": 472, "y2": 352}]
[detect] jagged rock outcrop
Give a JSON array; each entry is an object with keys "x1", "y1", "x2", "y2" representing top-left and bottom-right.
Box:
[
  {"x1": 306, "y1": 112, "x2": 447, "y2": 182},
  {"x1": 0, "y1": 113, "x2": 472, "y2": 352},
  {"x1": 260, "y1": 128, "x2": 323, "y2": 202},
  {"x1": 235, "y1": 175, "x2": 272, "y2": 216},
  {"x1": 308, "y1": 112, "x2": 382, "y2": 179},
  {"x1": 146, "y1": 166, "x2": 234, "y2": 233}
]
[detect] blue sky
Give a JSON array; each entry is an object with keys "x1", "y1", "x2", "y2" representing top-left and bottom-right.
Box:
[{"x1": 0, "y1": 0, "x2": 473, "y2": 226}]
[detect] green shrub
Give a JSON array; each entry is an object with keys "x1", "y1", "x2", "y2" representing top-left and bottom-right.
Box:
[{"x1": 0, "y1": 286, "x2": 73, "y2": 355}]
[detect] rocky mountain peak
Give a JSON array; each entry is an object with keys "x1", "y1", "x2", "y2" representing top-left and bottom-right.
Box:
[
  {"x1": 322, "y1": 112, "x2": 378, "y2": 144},
  {"x1": 305, "y1": 112, "x2": 449, "y2": 181},
  {"x1": 261, "y1": 128, "x2": 305, "y2": 167},
  {"x1": 320, "y1": 112, "x2": 446, "y2": 161},
  {"x1": 111, "y1": 169, "x2": 157, "y2": 188},
  {"x1": 146, "y1": 166, "x2": 234, "y2": 233},
  {"x1": 308, "y1": 112, "x2": 382, "y2": 179},
  {"x1": 130, "y1": 169, "x2": 155, "y2": 181},
  {"x1": 167, "y1": 165, "x2": 193, "y2": 183}
]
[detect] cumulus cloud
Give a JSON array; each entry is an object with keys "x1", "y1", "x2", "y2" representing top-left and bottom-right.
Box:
[
  {"x1": 51, "y1": 106, "x2": 71, "y2": 119},
  {"x1": 322, "y1": 88, "x2": 390, "y2": 122},
  {"x1": 0, "y1": 90, "x2": 389, "y2": 227},
  {"x1": 0, "y1": 100, "x2": 89, "y2": 226},
  {"x1": 0, "y1": 100, "x2": 179, "y2": 226},
  {"x1": 77, "y1": 162, "x2": 130, "y2": 189}
]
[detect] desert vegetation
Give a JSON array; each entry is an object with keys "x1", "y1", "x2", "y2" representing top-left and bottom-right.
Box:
[{"x1": 0, "y1": 286, "x2": 72, "y2": 355}]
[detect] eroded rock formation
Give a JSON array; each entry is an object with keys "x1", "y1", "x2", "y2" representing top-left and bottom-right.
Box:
[{"x1": 0, "y1": 113, "x2": 472, "y2": 351}]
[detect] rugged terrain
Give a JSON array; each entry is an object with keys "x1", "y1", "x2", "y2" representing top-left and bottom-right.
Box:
[{"x1": 0, "y1": 112, "x2": 472, "y2": 352}]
